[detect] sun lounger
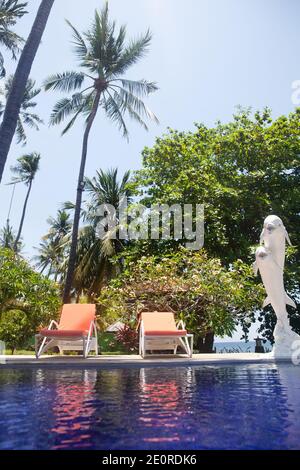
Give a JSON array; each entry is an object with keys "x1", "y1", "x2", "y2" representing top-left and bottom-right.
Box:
[
  {"x1": 139, "y1": 311, "x2": 193, "y2": 358},
  {"x1": 35, "y1": 304, "x2": 98, "y2": 359}
]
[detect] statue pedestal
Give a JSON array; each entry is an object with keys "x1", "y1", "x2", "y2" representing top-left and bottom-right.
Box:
[{"x1": 269, "y1": 324, "x2": 300, "y2": 359}]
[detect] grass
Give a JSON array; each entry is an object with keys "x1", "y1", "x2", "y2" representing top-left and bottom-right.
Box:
[{"x1": 2, "y1": 333, "x2": 134, "y2": 356}]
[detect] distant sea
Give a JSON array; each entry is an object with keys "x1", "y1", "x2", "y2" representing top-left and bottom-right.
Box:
[{"x1": 214, "y1": 341, "x2": 272, "y2": 353}]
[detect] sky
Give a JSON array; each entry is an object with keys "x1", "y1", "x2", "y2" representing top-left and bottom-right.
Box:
[{"x1": 0, "y1": 0, "x2": 299, "y2": 341}]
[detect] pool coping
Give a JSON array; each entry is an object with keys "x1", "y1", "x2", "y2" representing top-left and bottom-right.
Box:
[{"x1": 0, "y1": 352, "x2": 293, "y2": 369}]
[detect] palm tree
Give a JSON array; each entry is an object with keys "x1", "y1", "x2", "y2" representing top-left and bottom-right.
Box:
[
  {"x1": 34, "y1": 239, "x2": 62, "y2": 280},
  {"x1": 44, "y1": 3, "x2": 158, "y2": 302},
  {"x1": 34, "y1": 209, "x2": 71, "y2": 281},
  {"x1": 44, "y1": 209, "x2": 72, "y2": 243},
  {"x1": 0, "y1": 0, "x2": 54, "y2": 182},
  {"x1": 0, "y1": 0, "x2": 27, "y2": 77},
  {"x1": 9, "y1": 152, "x2": 40, "y2": 251},
  {"x1": 0, "y1": 219, "x2": 21, "y2": 251},
  {"x1": 0, "y1": 76, "x2": 43, "y2": 144},
  {"x1": 72, "y1": 168, "x2": 132, "y2": 299}
]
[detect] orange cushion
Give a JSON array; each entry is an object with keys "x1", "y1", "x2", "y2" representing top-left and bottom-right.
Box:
[
  {"x1": 141, "y1": 312, "x2": 187, "y2": 336},
  {"x1": 58, "y1": 304, "x2": 95, "y2": 332},
  {"x1": 40, "y1": 329, "x2": 87, "y2": 338}
]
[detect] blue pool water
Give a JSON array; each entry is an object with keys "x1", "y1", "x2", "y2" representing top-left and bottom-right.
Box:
[{"x1": 0, "y1": 364, "x2": 300, "y2": 450}]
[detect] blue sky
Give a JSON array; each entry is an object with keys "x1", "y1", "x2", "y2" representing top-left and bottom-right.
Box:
[{"x1": 0, "y1": 0, "x2": 299, "y2": 340}]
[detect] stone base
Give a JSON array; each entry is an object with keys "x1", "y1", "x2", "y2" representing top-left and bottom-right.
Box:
[{"x1": 270, "y1": 324, "x2": 300, "y2": 359}]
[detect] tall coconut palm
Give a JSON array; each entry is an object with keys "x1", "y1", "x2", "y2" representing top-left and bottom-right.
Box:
[
  {"x1": 60, "y1": 168, "x2": 132, "y2": 300},
  {"x1": 0, "y1": 0, "x2": 54, "y2": 182},
  {"x1": 44, "y1": 3, "x2": 158, "y2": 302},
  {"x1": 74, "y1": 168, "x2": 132, "y2": 299},
  {"x1": 9, "y1": 151, "x2": 40, "y2": 251},
  {"x1": 0, "y1": 219, "x2": 21, "y2": 251},
  {"x1": 0, "y1": 0, "x2": 27, "y2": 77},
  {"x1": 34, "y1": 209, "x2": 71, "y2": 281},
  {"x1": 44, "y1": 209, "x2": 72, "y2": 243},
  {"x1": 0, "y1": 76, "x2": 43, "y2": 144},
  {"x1": 34, "y1": 239, "x2": 62, "y2": 279}
]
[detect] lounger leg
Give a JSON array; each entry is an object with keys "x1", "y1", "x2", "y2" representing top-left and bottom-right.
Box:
[
  {"x1": 189, "y1": 335, "x2": 194, "y2": 358},
  {"x1": 35, "y1": 335, "x2": 40, "y2": 359},
  {"x1": 82, "y1": 337, "x2": 86, "y2": 358},
  {"x1": 36, "y1": 337, "x2": 56, "y2": 358}
]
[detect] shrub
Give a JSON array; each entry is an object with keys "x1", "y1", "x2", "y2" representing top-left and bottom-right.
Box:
[
  {"x1": 115, "y1": 325, "x2": 138, "y2": 353},
  {"x1": 0, "y1": 248, "x2": 61, "y2": 350},
  {"x1": 98, "y1": 248, "x2": 264, "y2": 348},
  {"x1": 0, "y1": 309, "x2": 32, "y2": 354}
]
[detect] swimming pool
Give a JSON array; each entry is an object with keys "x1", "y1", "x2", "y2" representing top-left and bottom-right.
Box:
[{"x1": 0, "y1": 363, "x2": 299, "y2": 450}]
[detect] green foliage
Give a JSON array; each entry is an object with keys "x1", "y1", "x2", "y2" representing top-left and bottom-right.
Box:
[
  {"x1": 0, "y1": 77, "x2": 42, "y2": 144},
  {"x1": 10, "y1": 151, "x2": 41, "y2": 184},
  {"x1": 98, "y1": 248, "x2": 264, "y2": 344},
  {"x1": 132, "y1": 108, "x2": 300, "y2": 339},
  {"x1": 0, "y1": 0, "x2": 27, "y2": 77},
  {"x1": 0, "y1": 248, "x2": 61, "y2": 349},
  {"x1": 44, "y1": 2, "x2": 158, "y2": 136},
  {"x1": 0, "y1": 309, "x2": 31, "y2": 353},
  {"x1": 0, "y1": 220, "x2": 22, "y2": 252},
  {"x1": 134, "y1": 108, "x2": 300, "y2": 264}
]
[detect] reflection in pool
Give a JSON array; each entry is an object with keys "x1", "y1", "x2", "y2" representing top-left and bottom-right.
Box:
[{"x1": 0, "y1": 364, "x2": 299, "y2": 449}]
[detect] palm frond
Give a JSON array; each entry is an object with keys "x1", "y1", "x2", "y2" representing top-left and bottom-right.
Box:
[
  {"x1": 65, "y1": 19, "x2": 88, "y2": 61},
  {"x1": 15, "y1": 117, "x2": 26, "y2": 144},
  {"x1": 10, "y1": 152, "x2": 41, "y2": 184},
  {"x1": 103, "y1": 91, "x2": 128, "y2": 138},
  {"x1": 0, "y1": 51, "x2": 5, "y2": 77},
  {"x1": 112, "y1": 86, "x2": 159, "y2": 124},
  {"x1": 44, "y1": 71, "x2": 85, "y2": 92},
  {"x1": 114, "y1": 78, "x2": 158, "y2": 96},
  {"x1": 110, "y1": 29, "x2": 152, "y2": 76},
  {"x1": 49, "y1": 92, "x2": 85, "y2": 126}
]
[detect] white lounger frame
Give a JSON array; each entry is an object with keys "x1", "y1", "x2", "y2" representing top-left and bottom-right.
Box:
[
  {"x1": 139, "y1": 319, "x2": 193, "y2": 358},
  {"x1": 35, "y1": 320, "x2": 98, "y2": 359}
]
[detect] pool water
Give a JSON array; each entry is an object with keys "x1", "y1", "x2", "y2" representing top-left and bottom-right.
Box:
[{"x1": 0, "y1": 364, "x2": 300, "y2": 450}]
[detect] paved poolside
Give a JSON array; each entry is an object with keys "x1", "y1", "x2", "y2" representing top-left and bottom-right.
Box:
[{"x1": 0, "y1": 352, "x2": 291, "y2": 367}]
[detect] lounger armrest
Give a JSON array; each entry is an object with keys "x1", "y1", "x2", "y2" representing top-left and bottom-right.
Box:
[
  {"x1": 87, "y1": 320, "x2": 98, "y2": 340},
  {"x1": 48, "y1": 320, "x2": 59, "y2": 330},
  {"x1": 176, "y1": 320, "x2": 186, "y2": 330}
]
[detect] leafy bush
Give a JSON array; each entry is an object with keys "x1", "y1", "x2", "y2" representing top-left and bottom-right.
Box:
[
  {"x1": 98, "y1": 248, "x2": 264, "y2": 348},
  {"x1": 0, "y1": 248, "x2": 61, "y2": 350},
  {"x1": 0, "y1": 309, "x2": 32, "y2": 354},
  {"x1": 115, "y1": 325, "x2": 138, "y2": 353}
]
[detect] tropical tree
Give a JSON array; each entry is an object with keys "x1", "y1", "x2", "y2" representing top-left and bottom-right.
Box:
[
  {"x1": 0, "y1": 76, "x2": 42, "y2": 144},
  {"x1": 133, "y1": 107, "x2": 300, "y2": 341},
  {"x1": 0, "y1": 247, "x2": 60, "y2": 352},
  {"x1": 9, "y1": 152, "x2": 40, "y2": 251},
  {"x1": 0, "y1": 219, "x2": 21, "y2": 251},
  {"x1": 44, "y1": 3, "x2": 158, "y2": 302},
  {"x1": 0, "y1": 0, "x2": 27, "y2": 78},
  {"x1": 63, "y1": 168, "x2": 132, "y2": 300},
  {"x1": 34, "y1": 239, "x2": 63, "y2": 279},
  {"x1": 98, "y1": 248, "x2": 264, "y2": 351},
  {"x1": 44, "y1": 209, "x2": 72, "y2": 244},
  {"x1": 34, "y1": 209, "x2": 71, "y2": 280},
  {"x1": 0, "y1": 0, "x2": 54, "y2": 182}
]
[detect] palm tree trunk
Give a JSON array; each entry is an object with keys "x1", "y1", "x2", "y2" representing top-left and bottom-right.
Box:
[
  {"x1": 63, "y1": 91, "x2": 102, "y2": 304},
  {"x1": 14, "y1": 180, "x2": 32, "y2": 251},
  {"x1": 0, "y1": 0, "x2": 55, "y2": 183}
]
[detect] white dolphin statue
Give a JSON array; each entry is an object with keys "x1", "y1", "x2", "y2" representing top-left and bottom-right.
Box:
[
  {"x1": 254, "y1": 215, "x2": 299, "y2": 356},
  {"x1": 254, "y1": 246, "x2": 296, "y2": 335},
  {"x1": 260, "y1": 215, "x2": 291, "y2": 270}
]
